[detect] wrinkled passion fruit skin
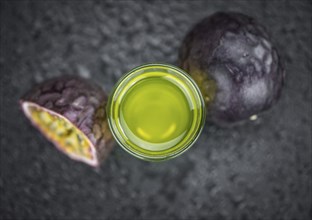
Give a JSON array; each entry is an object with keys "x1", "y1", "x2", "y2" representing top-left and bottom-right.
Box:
[
  {"x1": 20, "y1": 76, "x2": 114, "y2": 166},
  {"x1": 179, "y1": 12, "x2": 285, "y2": 125}
]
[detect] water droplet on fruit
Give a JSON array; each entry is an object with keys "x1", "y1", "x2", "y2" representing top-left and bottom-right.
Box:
[
  {"x1": 254, "y1": 44, "x2": 265, "y2": 59},
  {"x1": 249, "y1": 115, "x2": 258, "y2": 121}
]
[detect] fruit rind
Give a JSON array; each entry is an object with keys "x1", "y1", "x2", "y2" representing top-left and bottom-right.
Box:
[{"x1": 179, "y1": 12, "x2": 285, "y2": 125}]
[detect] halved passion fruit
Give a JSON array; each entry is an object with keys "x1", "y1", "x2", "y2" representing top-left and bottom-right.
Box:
[{"x1": 20, "y1": 76, "x2": 114, "y2": 167}]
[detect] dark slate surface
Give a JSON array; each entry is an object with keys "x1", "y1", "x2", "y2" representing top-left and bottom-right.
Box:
[{"x1": 0, "y1": 1, "x2": 311, "y2": 219}]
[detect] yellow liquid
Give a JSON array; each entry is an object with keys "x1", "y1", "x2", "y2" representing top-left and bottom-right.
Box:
[
  {"x1": 120, "y1": 77, "x2": 192, "y2": 147},
  {"x1": 107, "y1": 64, "x2": 205, "y2": 161}
]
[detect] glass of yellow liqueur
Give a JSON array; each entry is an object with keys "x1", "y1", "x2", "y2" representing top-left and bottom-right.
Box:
[{"x1": 107, "y1": 64, "x2": 205, "y2": 161}]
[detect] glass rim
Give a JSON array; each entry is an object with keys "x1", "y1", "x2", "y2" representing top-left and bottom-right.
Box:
[{"x1": 107, "y1": 63, "x2": 206, "y2": 161}]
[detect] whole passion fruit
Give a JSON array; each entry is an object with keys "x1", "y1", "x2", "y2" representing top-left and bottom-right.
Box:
[
  {"x1": 179, "y1": 12, "x2": 285, "y2": 125},
  {"x1": 20, "y1": 76, "x2": 114, "y2": 166}
]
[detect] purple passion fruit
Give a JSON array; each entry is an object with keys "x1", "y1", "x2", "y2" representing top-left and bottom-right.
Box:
[
  {"x1": 179, "y1": 12, "x2": 285, "y2": 125},
  {"x1": 20, "y1": 76, "x2": 114, "y2": 167}
]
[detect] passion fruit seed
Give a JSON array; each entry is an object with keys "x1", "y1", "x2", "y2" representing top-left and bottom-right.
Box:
[
  {"x1": 20, "y1": 76, "x2": 114, "y2": 167},
  {"x1": 179, "y1": 12, "x2": 285, "y2": 125}
]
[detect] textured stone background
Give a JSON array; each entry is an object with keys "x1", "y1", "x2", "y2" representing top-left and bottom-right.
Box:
[{"x1": 1, "y1": 0, "x2": 311, "y2": 219}]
